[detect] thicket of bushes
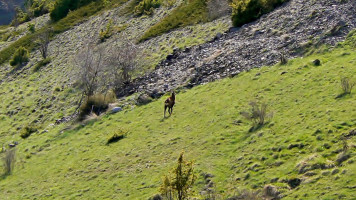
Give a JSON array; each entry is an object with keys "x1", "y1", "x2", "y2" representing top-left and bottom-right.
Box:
[
  {"x1": 50, "y1": 0, "x2": 98, "y2": 21},
  {"x1": 134, "y1": 0, "x2": 162, "y2": 15},
  {"x1": 230, "y1": 0, "x2": 288, "y2": 27}
]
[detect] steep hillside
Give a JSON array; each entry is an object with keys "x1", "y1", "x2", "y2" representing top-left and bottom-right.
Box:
[
  {"x1": 0, "y1": 0, "x2": 356, "y2": 199},
  {"x1": 0, "y1": 36, "x2": 356, "y2": 199}
]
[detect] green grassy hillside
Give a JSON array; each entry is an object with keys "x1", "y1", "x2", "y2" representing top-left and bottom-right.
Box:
[{"x1": 1, "y1": 33, "x2": 356, "y2": 199}]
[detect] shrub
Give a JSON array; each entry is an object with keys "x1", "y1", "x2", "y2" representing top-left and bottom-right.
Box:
[
  {"x1": 2, "y1": 148, "x2": 16, "y2": 176},
  {"x1": 99, "y1": 20, "x2": 113, "y2": 42},
  {"x1": 107, "y1": 129, "x2": 127, "y2": 144},
  {"x1": 340, "y1": 77, "x2": 355, "y2": 95},
  {"x1": 134, "y1": 0, "x2": 162, "y2": 16},
  {"x1": 20, "y1": 125, "x2": 38, "y2": 139},
  {"x1": 9, "y1": 47, "x2": 30, "y2": 67},
  {"x1": 28, "y1": 23, "x2": 36, "y2": 33},
  {"x1": 50, "y1": 0, "x2": 97, "y2": 21},
  {"x1": 240, "y1": 101, "x2": 273, "y2": 131},
  {"x1": 26, "y1": 0, "x2": 50, "y2": 18},
  {"x1": 231, "y1": 0, "x2": 288, "y2": 27},
  {"x1": 79, "y1": 93, "x2": 116, "y2": 120},
  {"x1": 160, "y1": 152, "x2": 196, "y2": 200},
  {"x1": 11, "y1": 7, "x2": 30, "y2": 26}
]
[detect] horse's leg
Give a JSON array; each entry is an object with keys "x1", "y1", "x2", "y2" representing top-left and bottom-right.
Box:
[
  {"x1": 169, "y1": 107, "x2": 172, "y2": 115},
  {"x1": 164, "y1": 105, "x2": 167, "y2": 117}
]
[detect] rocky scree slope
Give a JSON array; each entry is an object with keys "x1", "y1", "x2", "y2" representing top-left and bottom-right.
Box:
[{"x1": 118, "y1": 0, "x2": 356, "y2": 98}]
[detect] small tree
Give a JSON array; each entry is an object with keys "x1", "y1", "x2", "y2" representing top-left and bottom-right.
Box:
[
  {"x1": 160, "y1": 152, "x2": 196, "y2": 200},
  {"x1": 37, "y1": 28, "x2": 52, "y2": 59},
  {"x1": 3, "y1": 148, "x2": 16, "y2": 176},
  {"x1": 10, "y1": 47, "x2": 29, "y2": 67}
]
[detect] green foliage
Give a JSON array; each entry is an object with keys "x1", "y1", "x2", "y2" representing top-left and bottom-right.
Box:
[
  {"x1": 20, "y1": 125, "x2": 38, "y2": 139},
  {"x1": 106, "y1": 129, "x2": 127, "y2": 145},
  {"x1": 2, "y1": 149, "x2": 16, "y2": 176},
  {"x1": 50, "y1": 0, "x2": 98, "y2": 21},
  {"x1": 11, "y1": 7, "x2": 30, "y2": 26},
  {"x1": 28, "y1": 23, "x2": 36, "y2": 33},
  {"x1": 99, "y1": 20, "x2": 113, "y2": 42},
  {"x1": 9, "y1": 47, "x2": 29, "y2": 67},
  {"x1": 230, "y1": 0, "x2": 288, "y2": 27},
  {"x1": 79, "y1": 93, "x2": 116, "y2": 120},
  {"x1": 25, "y1": 0, "x2": 51, "y2": 18},
  {"x1": 139, "y1": 0, "x2": 208, "y2": 42},
  {"x1": 160, "y1": 152, "x2": 196, "y2": 200},
  {"x1": 134, "y1": 0, "x2": 162, "y2": 16},
  {"x1": 33, "y1": 58, "x2": 51, "y2": 72}
]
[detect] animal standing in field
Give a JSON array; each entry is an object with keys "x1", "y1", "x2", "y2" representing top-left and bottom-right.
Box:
[{"x1": 164, "y1": 91, "x2": 175, "y2": 117}]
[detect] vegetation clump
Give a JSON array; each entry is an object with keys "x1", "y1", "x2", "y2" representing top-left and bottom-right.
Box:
[
  {"x1": 20, "y1": 125, "x2": 38, "y2": 139},
  {"x1": 160, "y1": 152, "x2": 196, "y2": 200},
  {"x1": 134, "y1": 0, "x2": 162, "y2": 15},
  {"x1": 79, "y1": 93, "x2": 116, "y2": 120},
  {"x1": 106, "y1": 129, "x2": 127, "y2": 144},
  {"x1": 340, "y1": 77, "x2": 355, "y2": 95},
  {"x1": 50, "y1": 0, "x2": 98, "y2": 21},
  {"x1": 9, "y1": 47, "x2": 29, "y2": 67},
  {"x1": 230, "y1": 0, "x2": 288, "y2": 27},
  {"x1": 33, "y1": 58, "x2": 51, "y2": 72},
  {"x1": 2, "y1": 149, "x2": 16, "y2": 176},
  {"x1": 241, "y1": 101, "x2": 273, "y2": 131}
]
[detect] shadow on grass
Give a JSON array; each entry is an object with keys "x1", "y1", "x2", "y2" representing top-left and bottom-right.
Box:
[{"x1": 335, "y1": 92, "x2": 351, "y2": 99}]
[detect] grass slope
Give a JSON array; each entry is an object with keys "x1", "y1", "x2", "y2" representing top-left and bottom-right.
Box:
[{"x1": 1, "y1": 43, "x2": 356, "y2": 199}]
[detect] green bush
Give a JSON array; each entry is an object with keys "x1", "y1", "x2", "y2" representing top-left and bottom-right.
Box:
[
  {"x1": 134, "y1": 0, "x2": 162, "y2": 16},
  {"x1": 20, "y1": 125, "x2": 38, "y2": 139},
  {"x1": 99, "y1": 20, "x2": 113, "y2": 42},
  {"x1": 28, "y1": 23, "x2": 36, "y2": 33},
  {"x1": 26, "y1": 0, "x2": 51, "y2": 17},
  {"x1": 140, "y1": 0, "x2": 208, "y2": 42},
  {"x1": 79, "y1": 93, "x2": 116, "y2": 120},
  {"x1": 50, "y1": 0, "x2": 97, "y2": 21},
  {"x1": 231, "y1": 0, "x2": 288, "y2": 27},
  {"x1": 9, "y1": 47, "x2": 30, "y2": 67}
]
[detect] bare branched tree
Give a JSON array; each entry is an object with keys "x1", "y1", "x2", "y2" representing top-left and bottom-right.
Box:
[
  {"x1": 75, "y1": 43, "x2": 105, "y2": 97},
  {"x1": 3, "y1": 148, "x2": 16, "y2": 176},
  {"x1": 105, "y1": 39, "x2": 141, "y2": 93},
  {"x1": 37, "y1": 28, "x2": 52, "y2": 59}
]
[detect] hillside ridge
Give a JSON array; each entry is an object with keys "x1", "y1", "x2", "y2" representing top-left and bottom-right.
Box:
[{"x1": 117, "y1": 0, "x2": 356, "y2": 98}]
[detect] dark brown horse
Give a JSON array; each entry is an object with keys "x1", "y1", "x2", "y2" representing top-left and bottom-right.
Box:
[{"x1": 164, "y1": 91, "x2": 175, "y2": 117}]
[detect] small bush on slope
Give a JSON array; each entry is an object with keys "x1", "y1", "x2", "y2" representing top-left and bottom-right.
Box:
[
  {"x1": 9, "y1": 47, "x2": 29, "y2": 67},
  {"x1": 134, "y1": 0, "x2": 162, "y2": 16},
  {"x1": 231, "y1": 0, "x2": 288, "y2": 27}
]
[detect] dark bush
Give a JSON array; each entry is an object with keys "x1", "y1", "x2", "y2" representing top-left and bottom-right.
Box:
[
  {"x1": 231, "y1": 0, "x2": 288, "y2": 27},
  {"x1": 50, "y1": 0, "x2": 97, "y2": 21},
  {"x1": 20, "y1": 125, "x2": 38, "y2": 139},
  {"x1": 10, "y1": 47, "x2": 29, "y2": 67}
]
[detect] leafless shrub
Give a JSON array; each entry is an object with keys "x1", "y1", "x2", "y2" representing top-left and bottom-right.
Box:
[
  {"x1": 340, "y1": 77, "x2": 355, "y2": 95},
  {"x1": 3, "y1": 148, "x2": 16, "y2": 176},
  {"x1": 37, "y1": 28, "x2": 52, "y2": 59},
  {"x1": 105, "y1": 39, "x2": 142, "y2": 93},
  {"x1": 207, "y1": 0, "x2": 231, "y2": 21},
  {"x1": 75, "y1": 43, "x2": 105, "y2": 97},
  {"x1": 241, "y1": 101, "x2": 273, "y2": 131},
  {"x1": 280, "y1": 53, "x2": 288, "y2": 65}
]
